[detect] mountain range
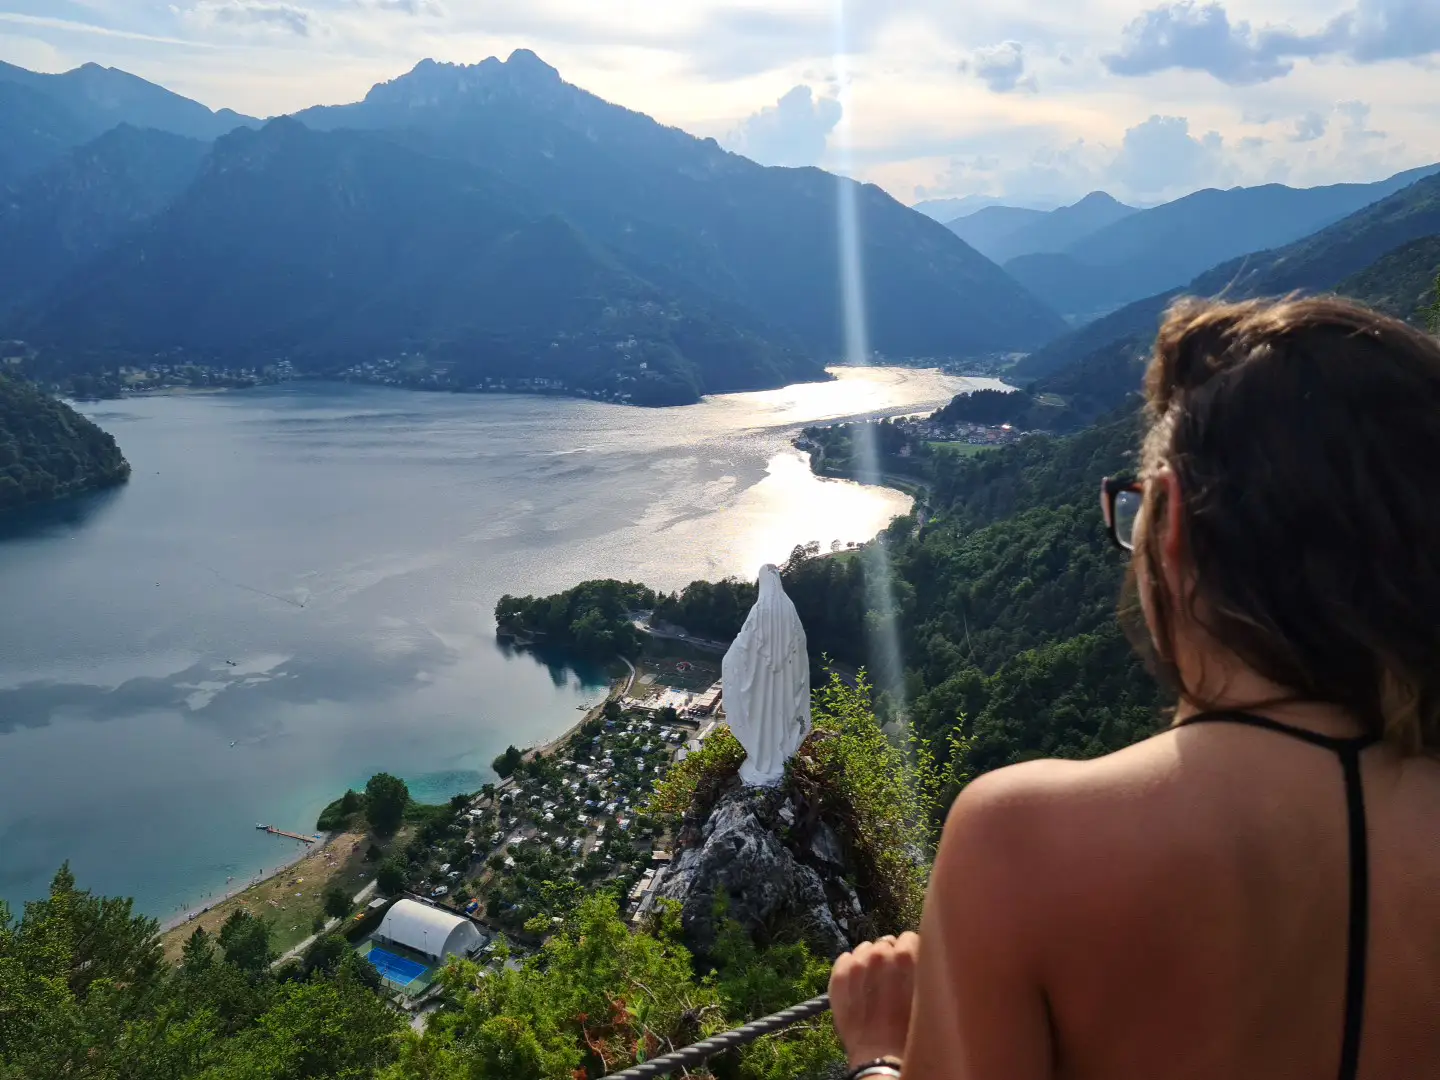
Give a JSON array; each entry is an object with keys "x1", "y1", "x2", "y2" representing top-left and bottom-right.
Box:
[
  {"x1": 1012, "y1": 169, "x2": 1440, "y2": 380},
  {"x1": 0, "y1": 60, "x2": 255, "y2": 187},
  {"x1": 1, "y1": 50, "x2": 1436, "y2": 409},
  {"x1": 911, "y1": 194, "x2": 1059, "y2": 221},
  {"x1": 953, "y1": 167, "x2": 1439, "y2": 320},
  {"x1": 935, "y1": 168, "x2": 1440, "y2": 435},
  {"x1": 945, "y1": 192, "x2": 1138, "y2": 266},
  {"x1": 0, "y1": 52, "x2": 1063, "y2": 405}
]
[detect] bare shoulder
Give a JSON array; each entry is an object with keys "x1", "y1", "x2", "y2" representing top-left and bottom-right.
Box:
[
  {"x1": 931, "y1": 733, "x2": 1198, "y2": 932},
  {"x1": 942, "y1": 732, "x2": 1189, "y2": 853}
]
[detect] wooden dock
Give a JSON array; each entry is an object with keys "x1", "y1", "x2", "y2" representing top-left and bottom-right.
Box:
[{"x1": 260, "y1": 825, "x2": 318, "y2": 844}]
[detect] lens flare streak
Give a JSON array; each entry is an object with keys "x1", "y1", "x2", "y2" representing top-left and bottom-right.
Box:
[{"x1": 832, "y1": 0, "x2": 908, "y2": 718}]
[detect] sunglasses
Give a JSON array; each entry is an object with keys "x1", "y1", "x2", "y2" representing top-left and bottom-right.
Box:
[{"x1": 1101, "y1": 476, "x2": 1143, "y2": 551}]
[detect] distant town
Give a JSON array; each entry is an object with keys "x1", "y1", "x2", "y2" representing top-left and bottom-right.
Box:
[
  {"x1": 877, "y1": 412, "x2": 1026, "y2": 449},
  {"x1": 795, "y1": 412, "x2": 1026, "y2": 474},
  {"x1": 1, "y1": 346, "x2": 659, "y2": 406}
]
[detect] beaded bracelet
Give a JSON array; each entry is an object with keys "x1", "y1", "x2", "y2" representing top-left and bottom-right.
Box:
[{"x1": 846, "y1": 1057, "x2": 903, "y2": 1079}]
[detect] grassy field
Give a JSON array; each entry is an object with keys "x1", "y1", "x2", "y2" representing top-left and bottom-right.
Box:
[
  {"x1": 156, "y1": 829, "x2": 402, "y2": 963},
  {"x1": 929, "y1": 441, "x2": 995, "y2": 457},
  {"x1": 644, "y1": 654, "x2": 721, "y2": 693}
]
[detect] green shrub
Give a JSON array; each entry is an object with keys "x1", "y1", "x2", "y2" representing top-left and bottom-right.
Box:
[
  {"x1": 793, "y1": 671, "x2": 930, "y2": 933},
  {"x1": 645, "y1": 724, "x2": 745, "y2": 820}
]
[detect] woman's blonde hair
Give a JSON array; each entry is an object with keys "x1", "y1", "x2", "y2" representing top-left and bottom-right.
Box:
[{"x1": 1134, "y1": 294, "x2": 1440, "y2": 754}]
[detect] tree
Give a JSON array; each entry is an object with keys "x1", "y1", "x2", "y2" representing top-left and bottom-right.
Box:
[
  {"x1": 218, "y1": 910, "x2": 273, "y2": 972},
  {"x1": 181, "y1": 926, "x2": 217, "y2": 976},
  {"x1": 323, "y1": 886, "x2": 352, "y2": 921},
  {"x1": 492, "y1": 745, "x2": 524, "y2": 779},
  {"x1": 602, "y1": 699, "x2": 622, "y2": 721},
  {"x1": 216, "y1": 961, "x2": 401, "y2": 1076},
  {"x1": 376, "y1": 858, "x2": 407, "y2": 896},
  {"x1": 365, "y1": 772, "x2": 409, "y2": 835},
  {"x1": 656, "y1": 706, "x2": 679, "y2": 726}
]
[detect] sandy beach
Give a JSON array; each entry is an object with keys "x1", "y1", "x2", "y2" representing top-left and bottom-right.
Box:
[{"x1": 156, "y1": 831, "x2": 374, "y2": 960}]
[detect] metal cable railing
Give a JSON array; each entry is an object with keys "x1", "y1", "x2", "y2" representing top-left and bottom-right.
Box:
[{"x1": 601, "y1": 993, "x2": 832, "y2": 1079}]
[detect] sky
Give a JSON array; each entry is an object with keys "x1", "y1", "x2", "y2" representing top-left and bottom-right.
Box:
[{"x1": 2, "y1": 0, "x2": 1438, "y2": 208}]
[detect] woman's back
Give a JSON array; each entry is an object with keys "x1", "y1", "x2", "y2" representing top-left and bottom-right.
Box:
[{"x1": 994, "y1": 713, "x2": 1440, "y2": 1079}]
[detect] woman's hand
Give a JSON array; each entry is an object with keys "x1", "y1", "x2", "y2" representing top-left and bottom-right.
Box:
[{"x1": 828, "y1": 932, "x2": 920, "y2": 1069}]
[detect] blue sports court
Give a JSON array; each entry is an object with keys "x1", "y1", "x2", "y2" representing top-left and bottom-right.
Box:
[{"x1": 366, "y1": 946, "x2": 427, "y2": 986}]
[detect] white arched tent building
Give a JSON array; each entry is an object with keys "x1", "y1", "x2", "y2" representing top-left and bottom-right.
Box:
[{"x1": 374, "y1": 899, "x2": 484, "y2": 963}]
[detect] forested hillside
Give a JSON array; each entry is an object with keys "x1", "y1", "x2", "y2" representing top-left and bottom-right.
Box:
[
  {"x1": 496, "y1": 580, "x2": 659, "y2": 656},
  {"x1": 935, "y1": 337, "x2": 1149, "y2": 433},
  {"x1": 1335, "y1": 237, "x2": 1440, "y2": 326},
  {"x1": 0, "y1": 125, "x2": 208, "y2": 314},
  {"x1": 0, "y1": 374, "x2": 130, "y2": 510}
]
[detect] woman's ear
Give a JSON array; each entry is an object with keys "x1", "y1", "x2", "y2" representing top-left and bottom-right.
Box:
[
  {"x1": 1158, "y1": 469, "x2": 1184, "y2": 562},
  {"x1": 1153, "y1": 468, "x2": 1188, "y2": 605}
]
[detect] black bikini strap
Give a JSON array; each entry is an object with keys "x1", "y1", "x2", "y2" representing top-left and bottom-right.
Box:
[
  {"x1": 1178, "y1": 711, "x2": 1373, "y2": 1080},
  {"x1": 1336, "y1": 741, "x2": 1369, "y2": 1080},
  {"x1": 1178, "y1": 709, "x2": 1378, "y2": 754}
]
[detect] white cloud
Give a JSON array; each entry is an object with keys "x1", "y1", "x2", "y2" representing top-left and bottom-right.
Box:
[
  {"x1": 1104, "y1": 0, "x2": 1440, "y2": 86},
  {"x1": 1105, "y1": 2, "x2": 1294, "y2": 84},
  {"x1": 725, "y1": 84, "x2": 842, "y2": 167},
  {"x1": 0, "y1": 10, "x2": 212, "y2": 48},
  {"x1": 1337, "y1": 99, "x2": 1386, "y2": 142},
  {"x1": 185, "y1": 0, "x2": 317, "y2": 37},
  {"x1": 1291, "y1": 110, "x2": 1327, "y2": 142},
  {"x1": 1338, "y1": 0, "x2": 1440, "y2": 63},
  {"x1": 962, "y1": 41, "x2": 1036, "y2": 93},
  {"x1": 363, "y1": 0, "x2": 445, "y2": 14},
  {"x1": 914, "y1": 114, "x2": 1242, "y2": 205},
  {"x1": 1110, "y1": 115, "x2": 1231, "y2": 196},
  {"x1": 0, "y1": 32, "x2": 72, "y2": 72}
]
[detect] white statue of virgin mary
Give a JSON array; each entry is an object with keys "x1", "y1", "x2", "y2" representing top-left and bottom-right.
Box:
[{"x1": 722, "y1": 564, "x2": 811, "y2": 787}]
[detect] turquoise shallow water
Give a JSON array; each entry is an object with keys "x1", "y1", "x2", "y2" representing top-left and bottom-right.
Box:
[{"x1": 0, "y1": 368, "x2": 980, "y2": 919}]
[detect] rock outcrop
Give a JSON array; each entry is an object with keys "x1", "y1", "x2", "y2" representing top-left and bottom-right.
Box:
[{"x1": 656, "y1": 777, "x2": 869, "y2": 960}]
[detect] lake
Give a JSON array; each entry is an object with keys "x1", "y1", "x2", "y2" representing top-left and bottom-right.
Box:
[{"x1": 0, "y1": 367, "x2": 984, "y2": 919}]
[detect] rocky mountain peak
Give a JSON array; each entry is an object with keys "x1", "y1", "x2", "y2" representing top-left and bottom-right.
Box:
[{"x1": 360, "y1": 49, "x2": 565, "y2": 112}]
